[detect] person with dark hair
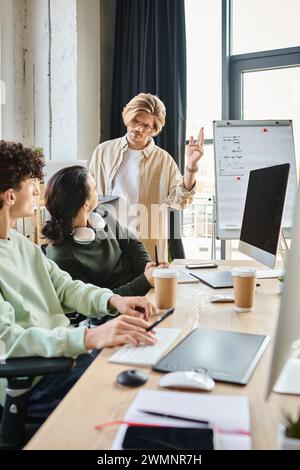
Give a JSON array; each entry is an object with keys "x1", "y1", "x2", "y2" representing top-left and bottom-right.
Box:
[
  {"x1": 0, "y1": 141, "x2": 44, "y2": 209},
  {"x1": 42, "y1": 166, "x2": 166, "y2": 297},
  {"x1": 0, "y1": 140, "x2": 156, "y2": 423}
]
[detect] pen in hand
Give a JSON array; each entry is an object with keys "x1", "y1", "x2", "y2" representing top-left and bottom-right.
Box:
[
  {"x1": 145, "y1": 308, "x2": 175, "y2": 332},
  {"x1": 155, "y1": 245, "x2": 159, "y2": 266}
]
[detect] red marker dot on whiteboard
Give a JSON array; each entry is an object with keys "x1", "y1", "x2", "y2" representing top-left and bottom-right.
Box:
[
  {"x1": 237, "y1": 176, "x2": 240, "y2": 180},
  {"x1": 262, "y1": 128, "x2": 268, "y2": 132}
]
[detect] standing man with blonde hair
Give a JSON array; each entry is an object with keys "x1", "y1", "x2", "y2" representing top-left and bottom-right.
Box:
[{"x1": 90, "y1": 93, "x2": 204, "y2": 260}]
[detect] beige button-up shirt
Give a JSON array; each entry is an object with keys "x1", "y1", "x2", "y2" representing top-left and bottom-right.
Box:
[{"x1": 89, "y1": 136, "x2": 196, "y2": 260}]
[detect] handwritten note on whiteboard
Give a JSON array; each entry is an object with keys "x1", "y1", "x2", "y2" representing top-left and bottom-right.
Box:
[{"x1": 213, "y1": 121, "x2": 298, "y2": 239}]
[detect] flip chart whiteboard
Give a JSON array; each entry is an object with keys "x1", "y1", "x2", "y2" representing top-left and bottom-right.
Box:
[{"x1": 213, "y1": 120, "x2": 297, "y2": 239}]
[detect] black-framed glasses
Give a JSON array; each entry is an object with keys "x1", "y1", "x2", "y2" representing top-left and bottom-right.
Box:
[{"x1": 129, "y1": 118, "x2": 154, "y2": 132}]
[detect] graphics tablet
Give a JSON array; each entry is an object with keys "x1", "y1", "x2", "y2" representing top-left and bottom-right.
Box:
[{"x1": 153, "y1": 328, "x2": 270, "y2": 385}]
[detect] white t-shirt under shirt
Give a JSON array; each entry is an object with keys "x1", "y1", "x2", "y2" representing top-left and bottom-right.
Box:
[{"x1": 111, "y1": 148, "x2": 141, "y2": 233}]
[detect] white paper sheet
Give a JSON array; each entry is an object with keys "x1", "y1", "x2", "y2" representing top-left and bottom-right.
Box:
[{"x1": 111, "y1": 389, "x2": 251, "y2": 450}]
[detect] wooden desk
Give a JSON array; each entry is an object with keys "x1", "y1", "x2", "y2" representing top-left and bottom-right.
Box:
[{"x1": 25, "y1": 260, "x2": 299, "y2": 450}]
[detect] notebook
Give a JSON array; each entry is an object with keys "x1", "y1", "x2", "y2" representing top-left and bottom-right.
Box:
[
  {"x1": 108, "y1": 328, "x2": 181, "y2": 367},
  {"x1": 153, "y1": 327, "x2": 270, "y2": 385}
]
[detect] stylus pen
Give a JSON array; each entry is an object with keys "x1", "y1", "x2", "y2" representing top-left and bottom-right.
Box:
[
  {"x1": 145, "y1": 308, "x2": 175, "y2": 332},
  {"x1": 138, "y1": 410, "x2": 251, "y2": 436},
  {"x1": 139, "y1": 409, "x2": 209, "y2": 425}
]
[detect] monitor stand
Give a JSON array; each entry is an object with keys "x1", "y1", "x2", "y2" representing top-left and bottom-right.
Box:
[
  {"x1": 273, "y1": 358, "x2": 300, "y2": 395},
  {"x1": 278, "y1": 229, "x2": 289, "y2": 267}
]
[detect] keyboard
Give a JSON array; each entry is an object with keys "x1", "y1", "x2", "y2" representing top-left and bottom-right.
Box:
[
  {"x1": 256, "y1": 269, "x2": 284, "y2": 279},
  {"x1": 176, "y1": 270, "x2": 199, "y2": 284},
  {"x1": 108, "y1": 328, "x2": 181, "y2": 367}
]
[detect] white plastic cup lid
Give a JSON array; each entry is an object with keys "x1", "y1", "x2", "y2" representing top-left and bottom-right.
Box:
[
  {"x1": 152, "y1": 268, "x2": 178, "y2": 279},
  {"x1": 231, "y1": 267, "x2": 256, "y2": 278}
]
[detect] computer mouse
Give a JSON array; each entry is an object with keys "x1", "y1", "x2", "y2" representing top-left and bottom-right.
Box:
[
  {"x1": 116, "y1": 369, "x2": 149, "y2": 387},
  {"x1": 159, "y1": 371, "x2": 215, "y2": 391},
  {"x1": 209, "y1": 294, "x2": 234, "y2": 303}
]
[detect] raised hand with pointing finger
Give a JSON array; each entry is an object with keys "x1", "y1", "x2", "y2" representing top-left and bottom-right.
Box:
[
  {"x1": 184, "y1": 127, "x2": 204, "y2": 191},
  {"x1": 187, "y1": 127, "x2": 205, "y2": 167}
]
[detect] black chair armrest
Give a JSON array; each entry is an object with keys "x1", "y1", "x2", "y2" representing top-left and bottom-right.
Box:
[
  {"x1": 0, "y1": 357, "x2": 74, "y2": 449},
  {"x1": 0, "y1": 357, "x2": 74, "y2": 379}
]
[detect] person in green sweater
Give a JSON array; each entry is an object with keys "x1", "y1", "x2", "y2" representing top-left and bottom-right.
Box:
[
  {"x1": 42, "y1": 165, "x2": 167, "y2": 297},
  {"x1": 0, "y1": 140, "x2": 156, "y2": 423}
]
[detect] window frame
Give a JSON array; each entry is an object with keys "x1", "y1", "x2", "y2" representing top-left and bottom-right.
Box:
[
  {"x1": 185, "y1": 1, "x2": 300, "y2": 259},
  {"x1": 230, "y1": 46, "x2": 300, "y2": 120},
  {"x1": 223, "y1": 1, "x2": 300, "y2": 258}
]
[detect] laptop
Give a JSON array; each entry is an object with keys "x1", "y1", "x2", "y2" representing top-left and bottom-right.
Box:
[
  {"x1": 153, "y1": 328, "x2": 270, "y2": 385},
  {"x1": 98, "y1": 195, "x2": 119, "y2": 204},
  {"x1": 190, "y1": 270, "x2": 235, "y2": 288},
  {"x1": 190, "y1": 269, "x2": 276, "y2": 288}
]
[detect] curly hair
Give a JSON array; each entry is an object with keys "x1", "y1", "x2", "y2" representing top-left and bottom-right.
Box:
[
  {"x1": 42, "y1": 166, "x2": 90, "y2": 246},
  {"x1": 122, "y1": 93, "x2": 166, "y2": 136},
  {"x1": 0, "y1": 140, "x2": 44, "y2": 209}
]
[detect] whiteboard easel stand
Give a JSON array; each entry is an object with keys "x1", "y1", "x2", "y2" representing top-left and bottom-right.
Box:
[
  {"x1": 211, "y1": 195, "x2": 217, "y2": 260},
  {"x1": 213, "y1": 120, "x2": 297, "y2": 259}
]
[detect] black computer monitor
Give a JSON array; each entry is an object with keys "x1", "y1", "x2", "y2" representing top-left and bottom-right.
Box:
[{"x1": 239, "y1": 164, "x2": 290, "y2": 269}]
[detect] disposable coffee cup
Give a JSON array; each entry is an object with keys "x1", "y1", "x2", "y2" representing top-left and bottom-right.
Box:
[
  {"x1": 152, "y1": 268, "x2": 178, "y2": 310},
  {"x1": 231, "y1": 267, "x2": 256, "y2": 313}
]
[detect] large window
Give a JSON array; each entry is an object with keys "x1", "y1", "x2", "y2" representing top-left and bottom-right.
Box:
[
  {"x1": 185, "y1": 0, "x2": 222, "y2": 140},
  {"x1": 243, "y1": 67, "x2": 300, "y2": 166},
  {"x1": 184, "y1": 0, "x2": 222, "y2": 259},
  {"x1": 185, "y1": 0, "x2": 300, "y2": 260},
  {"x1": 232, "y1": 0, "x2": 300, "y2": 55}
]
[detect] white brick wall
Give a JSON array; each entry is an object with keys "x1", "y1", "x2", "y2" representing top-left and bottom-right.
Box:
[{"x1": 0, "y1": 0, "x2": 101, "y2": 162}]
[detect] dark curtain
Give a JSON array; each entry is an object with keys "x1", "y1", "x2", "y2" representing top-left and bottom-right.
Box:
[{"x1": 110, "y1": 0, "x2": 187, "y2": 258}]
